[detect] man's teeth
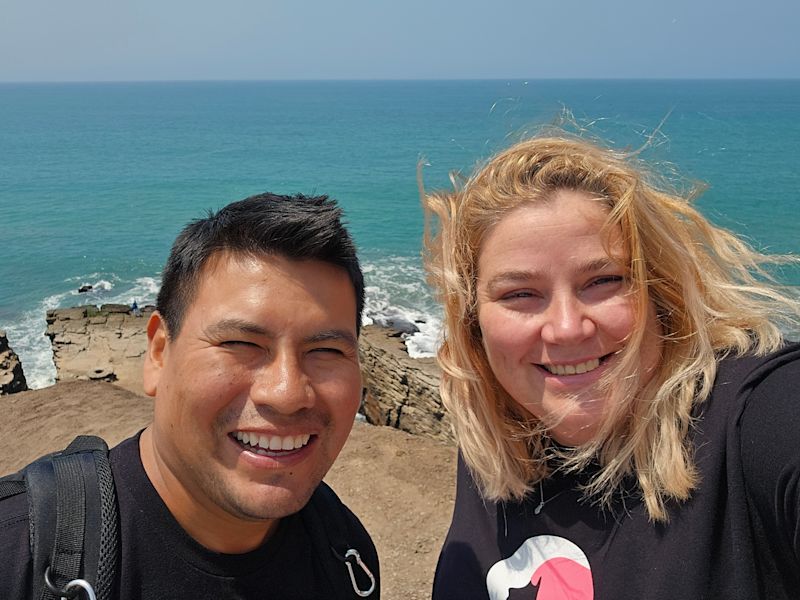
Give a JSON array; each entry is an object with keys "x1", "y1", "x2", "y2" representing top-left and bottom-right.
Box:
[
  {"x1": 543, "y1": 358, "x2": 601, "y2": 376},
  {"x1": 234, "y1": 431, "x2": 311, "y2": 453}
]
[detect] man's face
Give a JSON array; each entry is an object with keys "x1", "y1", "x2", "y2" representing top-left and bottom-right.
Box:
[{"x1": 143, "y1": 252, "x2": 361, "y2": 547}]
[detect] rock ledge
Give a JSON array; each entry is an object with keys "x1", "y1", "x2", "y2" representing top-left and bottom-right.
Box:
[
  {"x1": 359, "y1": 326, "x2": 451, "y2": 443},
  {"x1": 46, "y1": 304, "x2": 154, "y2": 395}
]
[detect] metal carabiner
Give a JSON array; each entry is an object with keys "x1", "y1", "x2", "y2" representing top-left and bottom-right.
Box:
[
  {"x1": 343, "y1": 548, "x2": 376, "y2": 598},
  {"x1": 44, "y1": 566, "x2": 98, "y2": 600}
]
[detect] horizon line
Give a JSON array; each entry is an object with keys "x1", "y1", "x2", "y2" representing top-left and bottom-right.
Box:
[{"x1": 1, "y1": 76, "x2": 799, "y2": 85}]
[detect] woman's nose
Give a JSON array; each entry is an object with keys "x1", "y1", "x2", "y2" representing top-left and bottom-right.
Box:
[{"x1": 540, "y1": 294, "x2": 596, "y2": 345}]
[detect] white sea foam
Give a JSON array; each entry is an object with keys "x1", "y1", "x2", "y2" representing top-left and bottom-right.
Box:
[
  {"x1": 105, "y1": 277, "x2": 160, "y2": 307},
  {"x1": 405, "y1": 315, "x2": 442, "y2": 359},
  {"x1": 362, "y1": 256, "x2": 442, "y2": 358},
  {"x1": 5, "y1": 292, "x2": 66, "y2": 389},
  {"x1": 92, "y1": 279, "x2": 113, "y2": 291}
]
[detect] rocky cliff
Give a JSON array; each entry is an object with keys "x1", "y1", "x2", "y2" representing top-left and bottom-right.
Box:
[
  {"x1": 358, "y1": 326, "x2": 452, "y2": 443},
  {"x1": 46, "y1": 304, "x2": 154, "y2": 395},
  {"x1": 0, "y1": 330, "x2": 28, "y2": 395}
]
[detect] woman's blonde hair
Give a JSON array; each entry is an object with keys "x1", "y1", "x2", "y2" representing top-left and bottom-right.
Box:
[{"x1": 423, "y1": 134, "x2": 800, "y2": 522}]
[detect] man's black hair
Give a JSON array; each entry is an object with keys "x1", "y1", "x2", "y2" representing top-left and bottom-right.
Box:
[{"x1": 156, "y1": 192, "x2": 364, "y2": 336}]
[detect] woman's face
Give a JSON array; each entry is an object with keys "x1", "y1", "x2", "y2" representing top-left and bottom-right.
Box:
[{"x1": 476, "y1": 189, "x2": 661, "y2": 446}]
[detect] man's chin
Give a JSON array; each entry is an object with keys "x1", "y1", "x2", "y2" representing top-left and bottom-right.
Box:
[{"x1": 225, "y1": 482, "x2": 320, "y2": 522}]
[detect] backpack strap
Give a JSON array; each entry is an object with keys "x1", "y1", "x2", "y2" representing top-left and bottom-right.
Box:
[
  {"x1": 0, "y1": 475, "x2": 26, "y2": 499},
  {"x1": 1, "y1": 436, "x2": 119, "y2": 600},
  {"x1": 302, "y1": 482, "x2": 377, "y2": 599}
]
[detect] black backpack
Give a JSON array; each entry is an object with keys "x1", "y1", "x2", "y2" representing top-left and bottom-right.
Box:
[
  {"x1": 0, "y1": 436, "x2": 117, "y2": 600},
  {"x1": 0, "y1": 435, "x2": 377, "y2": 600}
]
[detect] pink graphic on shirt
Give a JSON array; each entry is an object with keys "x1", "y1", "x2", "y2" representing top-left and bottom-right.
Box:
[{"x1": 486, "y1": 535, "x2": 593, "y2": 600}]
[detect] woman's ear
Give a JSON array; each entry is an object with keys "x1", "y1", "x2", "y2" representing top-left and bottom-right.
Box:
[{"x1": 142, "y1": 311, "x2": 168, "y2": 397}]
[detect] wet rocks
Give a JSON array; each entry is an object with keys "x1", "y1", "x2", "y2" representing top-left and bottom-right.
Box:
[{"x1": 0, "y1": 330, "x2": 28, "y2": 395}]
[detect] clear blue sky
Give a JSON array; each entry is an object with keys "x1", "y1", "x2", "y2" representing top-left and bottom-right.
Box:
[{"x1": 1, "y1": 0, "x2": 798, "y2": 82}]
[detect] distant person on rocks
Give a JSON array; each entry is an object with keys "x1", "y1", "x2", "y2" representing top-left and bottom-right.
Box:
[
  {"x1": 0, "y1": 193, "x2": 379, "y2": 599},
  {"x1": 130, "y1": 299, "x2": 141, "y2": 317},
  {"x1": 423, "y1": 135, "x2": 800, "y2": 599}
]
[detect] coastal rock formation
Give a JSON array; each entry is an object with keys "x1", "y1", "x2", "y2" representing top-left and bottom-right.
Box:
[
  {"x1": 0, "y1": 330, "x2": 28, "y2": 395},
  {"x1": 46, "y1": 304, "x2": 154, "y2": 395},
  {"x1": 359, "y1": 325, "x2": 452, "y2": 443}
]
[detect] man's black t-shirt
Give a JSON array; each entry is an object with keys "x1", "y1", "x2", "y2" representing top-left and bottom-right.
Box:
[
  {"x1": 433, "y1": 344, "x2": 800, "y2": 600},
  {"x1": 0, "y1": 434, "x2": 379, "y2": 599}
]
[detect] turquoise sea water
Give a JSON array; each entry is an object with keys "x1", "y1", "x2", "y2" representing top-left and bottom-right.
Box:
[{"x1": 1, "y1": 80, "x2": 799, "y2": 388}]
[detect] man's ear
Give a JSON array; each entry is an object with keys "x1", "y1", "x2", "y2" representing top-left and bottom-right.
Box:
[{"x1": 143, "y1": 311, "x2": 169, "y2": 398}]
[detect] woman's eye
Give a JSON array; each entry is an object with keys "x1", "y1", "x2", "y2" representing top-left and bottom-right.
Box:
[
  {"x1": 500, "y1": 290, "x2": 536, "y2": 300},
  {"x1": 590, "y1": 275, "x2": 623, "y2": 287}
]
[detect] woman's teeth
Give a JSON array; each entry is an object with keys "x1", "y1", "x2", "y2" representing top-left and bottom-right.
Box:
[{"x1": 543, "y1": 357, "x2": 601, "y2": 376}]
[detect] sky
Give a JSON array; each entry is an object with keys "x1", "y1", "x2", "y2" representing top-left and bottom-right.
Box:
[{"x1": 1, "y1": 0, "x2": 798, "y2": 82}]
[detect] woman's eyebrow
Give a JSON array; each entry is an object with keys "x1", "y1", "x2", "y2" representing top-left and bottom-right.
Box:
[
  {"x1": 577, "y1": 257, "x2": 620, "y2": 274},
  {"x1": 483, "y1": 270, "x2": 538, "y2": 292},
  {"x1": 482, "y1": 258, "x2": 622, "y2": 291}
]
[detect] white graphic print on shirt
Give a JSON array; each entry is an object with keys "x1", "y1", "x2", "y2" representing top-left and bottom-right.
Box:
[{"x1": 486, "y1": 535, "x2": 594, "y2": 600}]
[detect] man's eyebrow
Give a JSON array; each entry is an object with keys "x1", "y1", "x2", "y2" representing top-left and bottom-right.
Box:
[
  {"x1": 204, "y1": 320, "x2": 357, "y2": 347},
  {"x1": 205, "y1": 318, "x2": 271, "y2": 337},
  {"x1": 306, "y1": 330, "x2": 358, "y2": 348}
]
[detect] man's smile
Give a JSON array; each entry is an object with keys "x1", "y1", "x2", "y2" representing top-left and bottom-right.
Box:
[{"x1": 232, "y1": 430, "x2": 314, "y2": 455}]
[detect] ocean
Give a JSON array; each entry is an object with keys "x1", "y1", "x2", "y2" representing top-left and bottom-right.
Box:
[{"x1": 1, "y1": 80, "x2": 799, "y2": 388}]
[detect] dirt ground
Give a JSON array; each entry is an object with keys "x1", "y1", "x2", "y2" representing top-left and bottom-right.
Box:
[{"x1": 0, "y1": 380, "x2": 456, "y2": 600}]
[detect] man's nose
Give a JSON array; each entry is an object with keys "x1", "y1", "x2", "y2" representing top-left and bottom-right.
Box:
[
  {"x1": 250, "y1": 351, "x2": 314, "y2": 414},
  {"x1": 540, "y1": 294, "x2": 596, "y2": 345}
]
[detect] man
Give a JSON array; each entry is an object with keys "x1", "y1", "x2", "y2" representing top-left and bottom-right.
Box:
[{"x1": 0, "y1": 193, "x2": 379, "y2": 599}]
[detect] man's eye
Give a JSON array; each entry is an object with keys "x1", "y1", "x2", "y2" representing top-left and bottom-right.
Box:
[
  {"x1": 311, "y1": 347, "x2": 344, "y2": 355},
  {"x1": 221, "y1": 340, "x2": 258, "y2": 348}
]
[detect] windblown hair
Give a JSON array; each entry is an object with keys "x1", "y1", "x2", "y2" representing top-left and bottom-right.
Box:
[
  {"x1": 157, "y1": 192, "x2": 364, "y2": 337},
  {"x1": 423, "y1": 135, "x2": 800, "y2": 521}
]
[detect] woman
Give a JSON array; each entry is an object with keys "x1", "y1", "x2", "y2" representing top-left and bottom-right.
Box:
[{"x1": 423, "y1": 135, "x2": 800, "y2": 599}]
